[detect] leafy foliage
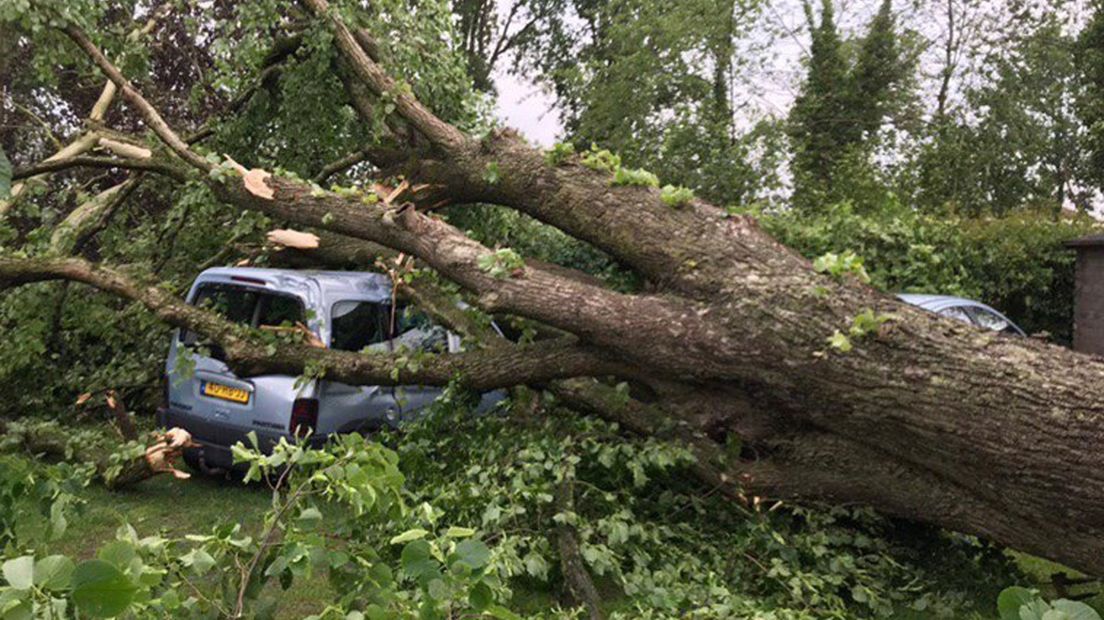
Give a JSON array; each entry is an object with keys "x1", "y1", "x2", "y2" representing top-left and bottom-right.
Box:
[
  {"x1": 580, "y1": 144, "x2": 621, "y2": 174},
  {"x1": 788, "y1": 0, "x2": 915, "y2": 212},
  {"x1": 372, "y1": 395, "x2": 1024, "y2": 618},
  {"x1": 0, "y1": 431, "x2": 518, "y2": 619},
  {"x1": 544, "y1": 142, "x2": 576, "y2": 166},
  {"x1": 478, "y1": 248, "x2": 526, "y2": 278},
  {"x1": 611, "y1": 167, "x2": 659, "y2": 188},
  {"x1": 659, "y1": 185, "x2": 694, "y2": 208},
  {"x1": 757, "y1": 197, "x2": 1099, "y2": 344},
  {"x1": 998, "y1": 587, "x2": 1102, "y2": 620}
]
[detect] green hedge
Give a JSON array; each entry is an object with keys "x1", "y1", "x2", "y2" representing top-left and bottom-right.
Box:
[{"x1": 757, "y1": 199, "x2": 1100, "y2": 344}]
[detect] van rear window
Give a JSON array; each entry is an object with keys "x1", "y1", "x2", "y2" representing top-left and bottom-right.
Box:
[{"x1": 180, "y1": 283, "x2": 305, "y2": 347}]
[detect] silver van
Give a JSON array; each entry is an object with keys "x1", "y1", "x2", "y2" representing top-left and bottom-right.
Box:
[{"x1": 157, "y1": 267, "x2": 502, "y2": 471}]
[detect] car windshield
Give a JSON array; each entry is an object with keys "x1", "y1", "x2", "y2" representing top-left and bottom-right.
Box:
[
  {"x1": 331, "y1": 300, "x2": 448, "y2": 353},
  {"x1": 181, "y1": 283, "x2": 305, "y2": 353}
]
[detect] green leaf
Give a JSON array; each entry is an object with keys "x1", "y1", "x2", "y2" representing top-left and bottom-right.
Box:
[
  {"x1": 2, "y1": 557, "x2": 34, "y2": 590},
  {"x1": 453, "y1": 539, "x2": 490, "y2": 570},
  {"x1": 298, "y1": 507, "x2": 323, "y2": 521},
  {"x1": 181, "y1": 548, "x2": 216, "y2": 576},
  {"x1": 400, "y1": 540, "x2": 437, "y2": 580},
  {"x1": 71, "y1": 560, "x2": 137, "y2": 618},
  {"x1": 427, "y1": 577, "x2": 448, "y2": 600},
  {"x1": 469, "y1": 582, "x2": 493, "y2": 611},
  {"x1": 444, "y1": 526, "x2": 476, "y2": 539},
  {"x1": 487, "y1": 604, "x2": 522, "y2": 620},
  {"x1": 0, "y1": 146, "x2": 11, "y2": 199},
  {"x1": 97, "y1": 540, "x2": 136, "y2": 569},
  {"x1": 390, "y1": 528, "x2": 429, "y2": 544},
  {"x1": 34, "y1": 555, "x2": 75, "y2": 591},
  {"x1": 998, "y1": 587, "x2": 1037, "y2": 620},
  {"x1": 483, "y1": 162, "x2": 501, "y2": 185},
  {"x1": 827, "y1": 330, "x2": 852, "y2": 352},
  {"x1": 660, "y1": 185, "x2": 694, "y2": 208},
  {"x1": 1051, "y1": 600, "x2": 1103, "y2": 620}
]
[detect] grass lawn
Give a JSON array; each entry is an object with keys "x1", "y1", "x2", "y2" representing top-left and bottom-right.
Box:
[
  {"x1": 44, "y1": 465, "x2": 1104, "y2": 619},
  {"x1": 48, "y1": 470, "x2": 566, "y2": 618},
  {"x1": 52, "y1": 472, "x2": 335, "y2": 618}
]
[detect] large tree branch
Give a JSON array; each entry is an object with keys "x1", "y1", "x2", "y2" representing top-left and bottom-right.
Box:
[
  {"x1": 13, "y1": 154, "x2": 187, "y2": 182},
  {"x1": 0, "y1": 257, "x2": 626, "y2": 390},
  {"x1": 50, "y1": 177, "x2": 143, "y2": 256},
  {"x1": 295, "y1": 0, "x2": 787, "y2": 294},
  {"x1": 300, "y1": 0, "x2": 468, "y2": 152},
  {"x1": 211, "y1": 178, "x2": 736, "y2": 380},
  {"x1": 63, "y1": 25, "x2": 212, "y2": 172}
]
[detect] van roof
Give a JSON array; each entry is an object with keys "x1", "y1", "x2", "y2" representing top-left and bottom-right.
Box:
[{"x1": 195, "y1": 267, "x2": 391, "y2": 302}]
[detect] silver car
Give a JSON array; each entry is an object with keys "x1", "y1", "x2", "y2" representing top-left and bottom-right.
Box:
[
  {"x1": 897, "y1": 293, "x2": 1026, "y2": 336},
  {"x1": 157, "y1": 267, "x2": 502, "y2": 471}
]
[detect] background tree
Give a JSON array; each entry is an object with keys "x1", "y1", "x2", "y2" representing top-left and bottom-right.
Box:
[
  {"x1": 911, "y1": 16, "x2": 1089, "y2": 215},
  {"x1": 788, "y1": 0, "x2": 913, "y2": 212}
]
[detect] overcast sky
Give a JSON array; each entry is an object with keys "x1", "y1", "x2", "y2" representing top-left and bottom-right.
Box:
[
  {"x1": 492, "y1": 67, "x2": 562, "y2": 146},
  {"x1": 484, "y1": 0, "x2": 1074, "y2": 146},
  {"x1": 486, "y1": 0, "x2": 823, "y2": 147}
]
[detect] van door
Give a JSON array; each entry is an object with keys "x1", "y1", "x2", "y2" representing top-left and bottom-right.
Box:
[
  {"x1": 167, "y1": 283, "x2": 310, "y2": 446},
  {"x1": 324, "y1": 300, "x2": 450, "y2": 431}
]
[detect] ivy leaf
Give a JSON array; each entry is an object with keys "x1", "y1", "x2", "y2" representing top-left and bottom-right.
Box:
[
  {"x1": 0, "y1": 146, "x2": 10, "y2": 199},
  {"x1": 71, "y1": 560, "x2": 137, "y2": 618}
]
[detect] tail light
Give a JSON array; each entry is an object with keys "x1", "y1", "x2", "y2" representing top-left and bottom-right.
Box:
[{"x1": 289, "y1": 398, "x2": 319, "y2": 437}]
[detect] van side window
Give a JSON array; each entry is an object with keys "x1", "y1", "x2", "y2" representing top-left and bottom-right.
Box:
[
  {"x1": 937, "y1": 306, "x2": 973, "y2": 325},
  {"x1": 330, "y1": 301, "x2": 448, "y2": 353},
  {"x1": 966, "y1": 306, "x2": 1018, "y2": 335},
  {"x1": 330, "y1": 301, "x2": 390, "y2": 351},
  {"x1": 180, "y1": 284, "x2": 305, "y2": 348},
  {"x1": 390, "y1": 305, "x2": 448, "y2": 353}
]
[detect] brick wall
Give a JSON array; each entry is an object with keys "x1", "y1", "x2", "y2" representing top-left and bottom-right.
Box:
[{"x1": 1073, "y1": 247, "x2": 1104, "y2": 355}]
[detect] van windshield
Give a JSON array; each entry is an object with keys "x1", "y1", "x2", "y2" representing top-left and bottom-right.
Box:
[
  {"x1": 330, "y1": 301, "x2": 448, "y2": 353},
  {"x1": 181, "y1": 283, "x2": 306, "y2": 352}
]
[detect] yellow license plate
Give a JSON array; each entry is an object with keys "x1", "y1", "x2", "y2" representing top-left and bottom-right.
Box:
[{"x1": 202, "y1": 381, "x2": 250, "y2": 404}]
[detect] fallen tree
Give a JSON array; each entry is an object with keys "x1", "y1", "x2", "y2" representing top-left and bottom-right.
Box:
[{"x1": 3, "y1": 1, "x2": 1104, "y2": 576}]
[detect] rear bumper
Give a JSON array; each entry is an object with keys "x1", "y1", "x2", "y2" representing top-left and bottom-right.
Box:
[{"x1": 158, "y1": 406, "x2": 324, "y2": 470}]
